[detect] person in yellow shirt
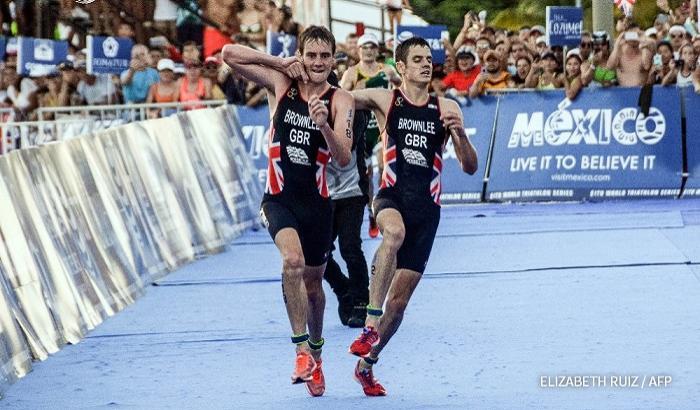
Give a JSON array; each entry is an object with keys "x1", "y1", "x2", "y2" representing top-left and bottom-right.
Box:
[{"x1": 469, "y1": 49, "x2": 511, "y2": 98}]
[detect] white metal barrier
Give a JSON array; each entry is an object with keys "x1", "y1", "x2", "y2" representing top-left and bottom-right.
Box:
[
  {"x1": 36, "y1": 100, "x2": 228, "y2": 122},
  {"x1": 1, "y1": 101, "x2": 229, "y2": 155}
]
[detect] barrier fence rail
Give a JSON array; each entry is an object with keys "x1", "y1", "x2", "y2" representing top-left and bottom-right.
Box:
[
  {"x1": 1, "y1": 101, "x2": 229, "y2": 155},
  {"x1": 36, "y1": 100, "x2": 229, "y2": 122}
]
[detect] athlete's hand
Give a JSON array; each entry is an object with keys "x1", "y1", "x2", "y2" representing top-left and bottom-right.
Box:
[
  {"x1": 441, "y1": 111, "x2": 464, "y2": 135},
  {"x1": 282, "y1": 56, "x2": 309, "y2": 83},
  {"x1": 309, "y1": 94, "x2": 329, "y2": 128}
]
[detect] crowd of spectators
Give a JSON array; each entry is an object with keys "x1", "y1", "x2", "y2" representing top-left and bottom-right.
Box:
[
  {"x1": 0, "y1": 0, "x2": 301, "y2": 120},
  {"x1": 2, "y1": 0, "x2": 700, "y2": 122},
  {"x1": 427, "y1": 1, "x2": 700, "y2": 105}
]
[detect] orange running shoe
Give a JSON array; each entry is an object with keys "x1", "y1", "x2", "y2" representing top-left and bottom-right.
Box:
[
  {"x1": 349, "y1": 326, "x2": 380, "y2": 357},
  {"x1": 368, "y1": 216, "x2": 380, "y2": 238},
  {"x1": 305, "y1": 358, "x2": 325, "y2": 397},
  {"x1": 354, "y1": 360, "x2": 387, "y2": 396},
  {"x1": 291, "y1": 351, "x2": 317, "y2": 384}
]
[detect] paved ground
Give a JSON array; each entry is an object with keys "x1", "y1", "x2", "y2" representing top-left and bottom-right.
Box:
[{"x1": 3, "y1": 200, "x2": 700, "y2": 409}]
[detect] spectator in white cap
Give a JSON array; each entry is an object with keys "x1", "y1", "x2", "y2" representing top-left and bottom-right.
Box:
[
  {"x1": 530, "y1": 25, "x2": 545, "y2": 38},
  {"x1": 535, "y1": 36, "x2": 548, "y2": 56},
  {"x1": 341, "y1": 33, "x2": 400, "y2": 92},
  {"x1": 147, "y1": 58, "x2": 178, "y2": 105},
  {"x1": 668, "y1": 25, "x2": 687, "y2": 56},
  {"x1": 645, "y1": 27, "x2": 658, "y2": 40}
]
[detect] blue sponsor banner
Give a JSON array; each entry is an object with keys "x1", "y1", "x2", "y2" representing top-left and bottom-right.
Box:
[
  {"x1": 235, "y1": 105, "x2": 271, "y2": 186},
  {"x1": 681, "y1": 89, "x2": 700, "y2": 197},
  {"x1": 440, "y1": 96, "x2": 497, "y2": 204},
  {"x1": 86, "y1": 35, "x2": 133, "y2": 75},
  {"x1": 267, "y1": 31, "x2": 298, "y2": 58},
  {"x1": 486, "y1": 87, "x2": 683, "y2": 201},
  {"x1": 396, "y1": 25, "x2": 449, "y2": 64},
  {"x1": 16, "y1": 37, "x2": 69, "y2": 77},
  {"x1": 0, "y1": 37, "x2": 6, "y2": 62},
  {"x1": 546, "y1": 6, "x2": 583, "y2": 47}
]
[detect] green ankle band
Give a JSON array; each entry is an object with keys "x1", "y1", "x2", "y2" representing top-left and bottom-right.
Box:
[
  {"x1": 366, "y1": 305, "x2": 383, "y2": 317},
  {"x1": 308, "y1": 338, "x2": 325, "y2": 351},
  {"x1": 291, "y1": 333, "x2": 309, "y2": 345}
]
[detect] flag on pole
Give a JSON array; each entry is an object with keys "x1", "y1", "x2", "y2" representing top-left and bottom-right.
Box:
[{"x1": 614, "y1": 0, "x2": 636, "y2": 16}]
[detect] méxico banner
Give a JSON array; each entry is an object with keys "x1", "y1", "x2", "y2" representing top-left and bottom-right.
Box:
[{"x1": 486, "y1": 87, "x2": 683, "y2": 201}]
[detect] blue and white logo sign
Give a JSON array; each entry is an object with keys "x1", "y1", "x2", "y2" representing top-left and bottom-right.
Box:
[
  {"x1": 546, "y1": 6, "x2": 583, "y2": 47},
  {"x1": 267, "y1": 31, "x2": 298, "y2": 58},
  {"x1": 0, "y1": 37, "x2": 6, "y2": 62},
  {"x1": 396, "y1": 25, "x2": 449, "y2": 64},
  {"x1": 16, "y1": 37, "x2": 69, "y2": 76},
  {"x1": 487, "y1": 87, "x2": 682, "y2": 201},
  {"x1": 87, "y1": 35, "x2": 133, "y2": 74},
  {"x1": 103, "y1": 37, "x2": 119, "y2": 58}
]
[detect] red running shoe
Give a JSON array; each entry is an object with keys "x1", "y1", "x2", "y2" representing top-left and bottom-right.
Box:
[
  {"x1": 354, "y1": 360, "x2": 387, "y2": 396},
  {"x1": 291, "y1": 351, "x2": 316, "y2": 384},
  {"x1": 368, "y1": 216, "x2": 380, "y2": 238},
  {"x1": 349, "y1": 326, "x2": 380, "y2": 357},
  {"x1": 305, "y1": 358, "x2": 325, "y2": 397}
]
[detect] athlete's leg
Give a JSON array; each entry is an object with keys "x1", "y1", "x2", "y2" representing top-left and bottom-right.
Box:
[
  {"x1": 366, "y1": 208, "x2": 405, "y2": 329},
  {"x1": 303, "y1": 263, "x2": 326, "y2": 360},
  {"x1": 369, "y1": 268, "x2": 421, "y2": 358},
  {"x1": 274, "y1": 228, "x2": 308, "y2": 343}
]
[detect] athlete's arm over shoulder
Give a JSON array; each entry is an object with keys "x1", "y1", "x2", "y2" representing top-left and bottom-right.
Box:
[
  {"x1": 439, "y1": 98, "x2": 478, "y2": 175},
  {"x1": 351, "y1": 88, "x2": 392, "y2": 114},
  {"x1": 222, "y1": 44, "x2": 296, "y2": 97}
]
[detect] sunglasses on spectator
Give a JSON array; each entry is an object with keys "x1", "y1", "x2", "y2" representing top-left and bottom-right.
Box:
[
  {"x1": 580, "y1": 42, "x2": 592, "y2": 48},
  {"x1": 671, "y1": 34, "x2": 684, "y2": 38},
  {"x1": 361, "y1": 44, "x2": 378, "y2": 50}
]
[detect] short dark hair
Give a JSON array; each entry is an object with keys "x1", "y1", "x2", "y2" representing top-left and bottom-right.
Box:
[
  {"x1": 657, "y1": 41, "x2": 672, "y2": 53},
  {"x1": 395, "y1": 36, "x2": 430, "y2": 64},
  {"x1": 299, "y1": 25, "x2": 336, "y2": 54}
]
